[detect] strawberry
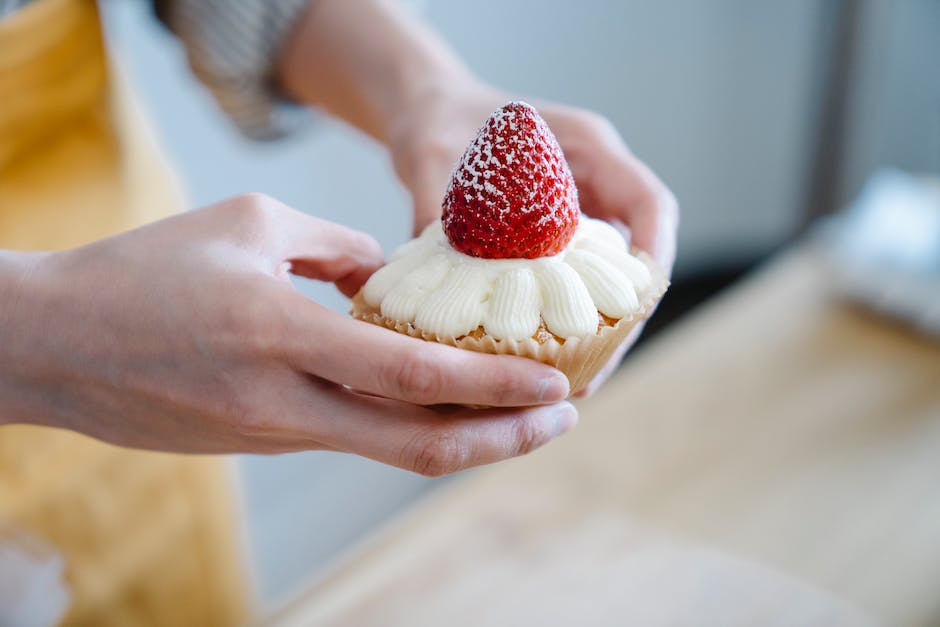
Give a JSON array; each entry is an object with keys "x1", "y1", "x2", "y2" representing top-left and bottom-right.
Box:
[{"x1": 441, "y1": 101, "x2": 580, "y2": 259}]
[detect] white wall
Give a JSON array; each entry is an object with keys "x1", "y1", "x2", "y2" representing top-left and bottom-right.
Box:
[
  {"x1": 424, "y1": 0, "x2": 827, "y2": 269},
  {"x1": 840, "y1": 0, "x2": 940, "y2": 205},
  {"x1": 99, "y1": 0, "x2": 831, "y2": 609}
]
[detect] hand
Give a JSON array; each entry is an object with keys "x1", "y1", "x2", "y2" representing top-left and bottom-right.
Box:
[
  {"x1": 389, "y1": 86, "x2": 679, "y2": 395},
  {"x1": 0, "y1": 194, "x2": 575, "y2": 476}
]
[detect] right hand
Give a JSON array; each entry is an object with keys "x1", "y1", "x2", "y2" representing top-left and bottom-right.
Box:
[{"x1": 0, "y1": 194, "x2": 576, "y2": 476}]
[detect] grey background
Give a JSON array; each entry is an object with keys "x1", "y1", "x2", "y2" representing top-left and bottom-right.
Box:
[{"x1": 99, "y1": 0, "x2": 939, "y2": 611}]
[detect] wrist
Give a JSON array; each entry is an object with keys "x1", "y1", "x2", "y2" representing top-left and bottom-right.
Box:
[
  {"x1": 388, "y1": 75, "x2": 500, "y2": 142},
  {"x1": 0, "y1": 251, "x2": 54, "y2": 427}
]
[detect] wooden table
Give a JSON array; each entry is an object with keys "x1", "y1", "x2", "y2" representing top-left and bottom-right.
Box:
[{"x1": 272, "y1": 248, "x2": 940, "y2": 627}]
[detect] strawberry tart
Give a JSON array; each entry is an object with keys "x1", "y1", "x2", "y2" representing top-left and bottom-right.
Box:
[{"x1": 351, "y1": 102, "x2": 668, "y2": 395}]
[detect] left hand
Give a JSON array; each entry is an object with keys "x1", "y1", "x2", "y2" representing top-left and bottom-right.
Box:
[{"x1": 388, "y1": 85, "x2": 679, "y2": 395}]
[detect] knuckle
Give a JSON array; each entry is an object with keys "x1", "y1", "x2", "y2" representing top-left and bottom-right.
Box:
[
  {"x1": 237, "y1": 192, "x2": 275, "y2": 217},
  {"x1": 215, "y1": 385, "x2": 260, "y2": 434},
  {"x1": 488, "y1": 369, "x2": 521, "y2": 406},
  {"x1": 241, "y1": 191, "x2": 276, "y2": 209},
  {"x1": 349, "y1": 230, "x2": 383, "y2": 263},
  {"x1": 385, "y1": 352, "x2": 442, "y2": 404},
  {"x1": 243, "y1": 300, "x2": 288, "y2": 355},
  {"x1": 217, "y1": 291, "x2": 287, "y2": 356},
  {"x1": 219, "y1": 374, "x2": 294, "y2": 439},
  {"x1": 232, "y1": 408, "x2": 277, "y2": 438},
  {"x1": 363, "y1": 232, "x2": 384, "y2": 259},
  {"x1": 402, "y1": 429, "x2": 469, "y2": 477},
  {"x1": 228, "y1": 192, "x2": 285, "y2": 233},
  {"x1": 510, "y1": 415, "x2": 551, "y2": 457},
  {"x1": 576, "y1": 110, "x2": 617, "y2": 138}
]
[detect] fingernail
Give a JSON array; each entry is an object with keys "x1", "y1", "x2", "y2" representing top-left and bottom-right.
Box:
[
  {"x1": 537, "y1": 372, "x2": 570, "y2": 402},
  {"x1": 550, "y1": 403, "x2": 578, "y2": 437}
]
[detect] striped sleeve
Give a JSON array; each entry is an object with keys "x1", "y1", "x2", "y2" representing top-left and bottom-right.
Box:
[{"x1": 154, "y1": 0, "x2": 312, "y2": 140}]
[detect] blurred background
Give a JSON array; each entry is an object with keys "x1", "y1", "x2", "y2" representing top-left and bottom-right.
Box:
[{"x1": 98, "y1": 0, "x2": 939, "y2": 612}]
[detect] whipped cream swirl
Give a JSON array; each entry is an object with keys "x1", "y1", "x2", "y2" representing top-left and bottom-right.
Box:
[{"x1": 361, "y1": 218, "x2": 652, "y2": 340}]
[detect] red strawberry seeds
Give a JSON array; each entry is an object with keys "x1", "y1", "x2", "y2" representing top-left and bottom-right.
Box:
[{"x1": 441, "y1": 102, "x2": 580, "y2": 259}]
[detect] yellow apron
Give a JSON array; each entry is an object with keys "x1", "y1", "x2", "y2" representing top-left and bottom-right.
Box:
[{"x1": 0, "y1": 0, "x2": 248, "y2": 624}]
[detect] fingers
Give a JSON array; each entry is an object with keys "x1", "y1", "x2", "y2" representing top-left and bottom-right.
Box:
[
  {"x1": 281, "y1": 378, "x2": 579, "y2": 476},
  {"x1": 542, "y1": 108, "x2": 678, "y2": 277},
  {"x1": 229, "y1": 366, "x2": 577, "y2": 474},
  {"x1": 589, "y1": 153, "x2": 678, "y2": 276},
  {"x1": 275, "y1": 206, "x2": 385, "y2": 297},
  {"x1": 280, "y1": 290, "x2": 570, "y2": 406},
  {"x1": 620, "y1": 164, "x2": 679, "y2": 275},
  {"x1": 212, "y1": 193, "x2": 385, "y2": 296}
]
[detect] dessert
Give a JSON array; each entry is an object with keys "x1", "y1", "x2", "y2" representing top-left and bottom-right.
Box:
[{"x1": 352, "y1": 102, "x2": 668, "y2": 394}]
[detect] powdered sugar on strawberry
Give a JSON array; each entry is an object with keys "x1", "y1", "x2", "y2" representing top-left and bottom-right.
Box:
[{"x1": 441, "y1": 102, "x2": 580, "y2": 259}]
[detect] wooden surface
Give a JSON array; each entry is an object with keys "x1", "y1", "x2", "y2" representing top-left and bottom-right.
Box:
[{"x1": 272, "y1": 248, "x2": 940, "y2": 627}]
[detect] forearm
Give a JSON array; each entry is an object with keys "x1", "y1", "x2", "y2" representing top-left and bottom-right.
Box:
[{"x1": 277, "y1": 0, "x2": 481, "y2": 143}]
